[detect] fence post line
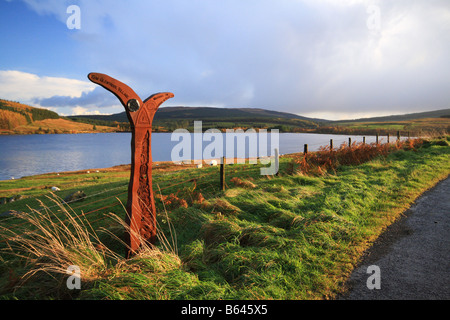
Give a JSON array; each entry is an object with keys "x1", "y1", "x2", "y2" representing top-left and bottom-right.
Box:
[
  {"x1": 220, "y1": 156, "x2": 225, "y2": 191},
  {"x1": 330, "y1": 139, "x2": 333, "y2": 150},
  {"x1": 304, "y1": 144, "x2": 308, "y2": 154}
]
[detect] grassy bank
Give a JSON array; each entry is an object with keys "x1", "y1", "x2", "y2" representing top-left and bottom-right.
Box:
[{"x1": 0, "y1": 136, "x2": 449, "y2": 300}]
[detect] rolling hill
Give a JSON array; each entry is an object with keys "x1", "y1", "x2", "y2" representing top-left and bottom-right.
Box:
[
  {"x1": 333, "y1": 108, "x2": 450, "y2": 123},
  {"x1": 315, "y1": 108, "x2": 450, "y2": 136},
  {"x1": 68, "y1": 106, "x2": 325, "y2": 132},
  {"x1": 69, "y1": 106, "x2": 324, "y2": 122},
  {"x1": 1, "y1": 98, "x2": 448, "y2": 135},
  {"x1": 68, "y1": 105, "x2": 450, "y2": 134},
  {"x1": 0, "y1": 99, "x2": 115, "y2": 134}
]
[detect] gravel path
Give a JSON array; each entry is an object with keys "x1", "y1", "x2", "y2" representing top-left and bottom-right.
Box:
[{"x1": 340, "y1": 176, "x2": 450, "y2": 300}]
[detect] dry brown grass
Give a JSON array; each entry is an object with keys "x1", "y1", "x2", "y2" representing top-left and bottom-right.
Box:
[
  {"x1": 0, "y1": 193, "x2": 179, "y2": 291},
  {"x1": 230, "y1": 177, "x2": 256, "y2": 189},
  {"x1": 0, "y1": 195, "x2": 118, "y2": 283},
  {"x1": 14, "y1": 118, "x2": 116, "y2": 134},
  {"x1": 289, "y1": 138, "x2": 425, "y2": 175},
  {"x1": 202, "y1": 198, "x2": 241, "y2": 216}
]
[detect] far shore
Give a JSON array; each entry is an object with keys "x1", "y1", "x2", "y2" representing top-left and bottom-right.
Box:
[{"x1": 0, "y1": 127, "x2": 427, "y2": 137}]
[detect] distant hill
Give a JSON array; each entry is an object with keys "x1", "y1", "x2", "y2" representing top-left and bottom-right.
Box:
[
  {"x1": 318, "y1": 108, "x2": 450, "y2": 136},
  {"x1": 333, "y1": 108, "x2": 450, "y2": 123},
  {"x1": 0, "y1": 99, "x2": 115, "y2": 134},
  {"x1": 0, "y1": 99, "x2": 59, "y2": 127},
  {"x1": 1, "y1": 98, "x2": 448, "y2": 135},
  {"x1": 155, "y1": 106, "x2": 326, "y2": 122},
  {"x1": 67, "y1": 106, "x2": 450, "y2": 134},
  {"x1": 69, "y1": 106, "x2": 326, "y2": 122},
  {"x1": 68, "y1": 106, "x2": 325, "y2": 132}
]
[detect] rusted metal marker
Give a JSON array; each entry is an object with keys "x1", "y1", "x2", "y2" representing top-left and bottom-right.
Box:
[{"x1": 88, "y1": 72, "x2": 174, "y2": 257}]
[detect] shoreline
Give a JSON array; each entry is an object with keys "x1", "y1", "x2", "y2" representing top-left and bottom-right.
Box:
[
  {"x1": 1, "y1": 156, "x2": 279, "y2": 182},
  {"x1": 0, "y1": 134, "x2": 427, "y2": 182},
  {"x1": 0, "y1": 127, "x2": 427, "y2": 136},
  {"x1": 0, "y1": 136, "x2": 421, "y2": 182}
]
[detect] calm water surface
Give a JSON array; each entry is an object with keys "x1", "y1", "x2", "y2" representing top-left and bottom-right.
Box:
[{"x1": 0, "y1": 132, "x2": 380, "y2": 181}]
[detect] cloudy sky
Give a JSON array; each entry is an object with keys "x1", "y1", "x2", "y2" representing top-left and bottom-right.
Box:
[{"x1": 0, "y1": 0, "x2": 449, "y2": 119}]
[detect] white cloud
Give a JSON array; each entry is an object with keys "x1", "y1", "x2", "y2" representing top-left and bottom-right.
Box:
[
  {"x1": 71, "y1": 106, "x2": 108, "y2": 116},
  {"x1": 0, "y1": 70, "x2": 95, "y2": 103}
]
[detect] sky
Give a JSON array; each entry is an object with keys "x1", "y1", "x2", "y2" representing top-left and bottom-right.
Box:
[{"x1": 0, "y1": 0, "x2": 449, "y2": 120}]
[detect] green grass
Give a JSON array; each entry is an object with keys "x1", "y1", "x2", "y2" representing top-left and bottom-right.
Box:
[
  {"x1": 0, "y1": 136, "x2": 449, "y2": 300},
  {"x1": 330, "y1": 118, "x2": 450, "y2": 136}
]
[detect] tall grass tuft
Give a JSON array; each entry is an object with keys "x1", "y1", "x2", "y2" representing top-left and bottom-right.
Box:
[
  {"x1": 0, "y1": 193, "x2": 180, "y2": 297},
  {"x1": 0, "y1": 194, "x2": 119, "y2": 294},
  {"x1": 103, "y1": 194, "x2": 179, "y2": 259}
]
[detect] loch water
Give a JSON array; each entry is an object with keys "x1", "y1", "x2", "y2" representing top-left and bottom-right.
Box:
[{"x1": 0, "y1": 132, "x2": 382, "y2": 181}]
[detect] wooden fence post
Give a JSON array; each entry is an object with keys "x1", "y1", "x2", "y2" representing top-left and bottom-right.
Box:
[
  {"x1": 304, "y1": 144, "x2": 308, "y2": 154},
  {"x1": 220, "y1": 156, "x2": 225, "y2": 191},
  {"x1": 376, "y1": 133, "x2": 379, "y2": 144},
  {"x1": 348, "y1": 137, "x2": 352, "y2": 147},
  {"x1": 363, "y1": 137, "x2": 366, "y2": 145},
  {"x1": 397, "y1": 131, "x2": 400, "y2": 141},
  {"x1": 330, "y1": 139, "x2": 333, "y2": 150},
  {"x1": 387, "y1": 133, "x2": 390, "y2": 144}
]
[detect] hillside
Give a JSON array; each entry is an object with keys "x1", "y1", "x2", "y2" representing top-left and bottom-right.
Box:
[
  {"x1": 0, "y1": 99, "x2": 59, "y2": 132},
  {"x1": 316, "y1": 109, "x2": 450, "y2": 136},
  {"x1": 334, "y1": 108, "x2": 450, "y2": 123},
  {"x1": 68, "y1": 106, "x2": 450, "y2": 135},
  {"x1": 1, "y1": 98, "x2": 448, "y2": 135},
  {"x1": 69, "y1": 106, "x2": 324, "y2": 122},
  {"x1": 0, "y1": 99, "x2": 115, "y2": 134},
  {"x1": 68, "y1": 106, "x2": 324, "y2": 132},
  {"x1": 2, "y1": 100, "x2": 325, "y2": 134},
  {"x1": 154, "y1": 106, "x2": 325, "y2": 121}
]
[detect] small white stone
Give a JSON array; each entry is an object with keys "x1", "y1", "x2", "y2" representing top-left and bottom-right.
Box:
[{"x1": 209, "y1": 160, "x2": 218, "y2": 166}]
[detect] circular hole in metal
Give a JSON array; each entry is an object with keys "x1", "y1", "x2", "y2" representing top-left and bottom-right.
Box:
[{"x1": 127, "y1": 99, "x2": 140, "y2": 112}]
